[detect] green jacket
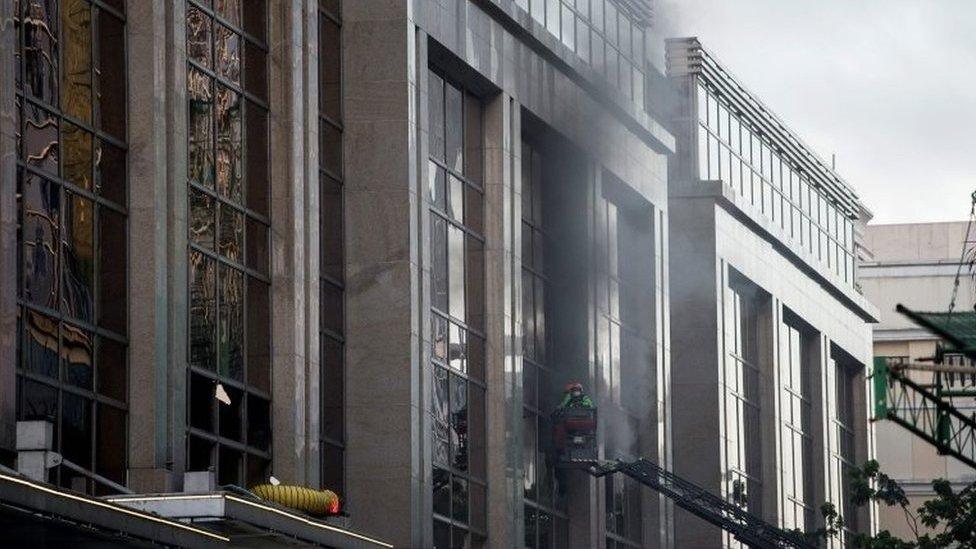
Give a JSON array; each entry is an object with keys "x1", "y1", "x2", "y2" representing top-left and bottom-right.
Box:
[{"x1": 559, "y1": 393, "x2": 594, "y2": 408}]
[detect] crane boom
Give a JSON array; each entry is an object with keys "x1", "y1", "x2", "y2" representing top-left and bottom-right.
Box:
[{"x1": 588, "y1": 458, "x2": 816, "y2": 549}]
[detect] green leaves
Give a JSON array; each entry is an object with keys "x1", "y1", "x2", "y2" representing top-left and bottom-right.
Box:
[{"x1": 805, "y1": 460, "x2": 976, "y2": 548}]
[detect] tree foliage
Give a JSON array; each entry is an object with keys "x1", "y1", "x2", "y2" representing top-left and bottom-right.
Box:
[{"x1": 805, "y1": 460, "x2": 976, "y2": 548}]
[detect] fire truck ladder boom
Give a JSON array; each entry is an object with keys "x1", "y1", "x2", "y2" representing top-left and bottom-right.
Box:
[{"x1": 588, "y1": 458, "x2": 816, "y2": 549}]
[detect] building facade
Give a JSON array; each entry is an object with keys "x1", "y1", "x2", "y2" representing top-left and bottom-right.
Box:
[
  {"x1": 0, "y1": 2, "x2": 887, "y2": 548},
  {"x1": 665, "y1": 38, "x2": 878, "y2": 547},
  {"x1": 861, "y1": 221, "x2": 976, "y2": 539},
  {"x1": 0, "y1": 0, "x2": 677, "y2": 547}
]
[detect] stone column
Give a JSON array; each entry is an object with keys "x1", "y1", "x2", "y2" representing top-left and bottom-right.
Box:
[
  {"x1": 302, "y1": 0, "x2": 322, "y2": 490},
  {"x1": 126, "y1": 0, "x2": 182, "y2": 492},
  {"x1": 343, "y1": 1, "x2": 420, "y2": 545},
  {"x1": 668, "y1": 196, "x2": 722, "y2": 548},
  {"x1": 268, "y1": 0, "x2": 314, "y2": 486},
  {"x1": 483, "y1": 92, "x2": 518, "y2": 548},
  {"x1": 0, "y1": 0, "x2": 17, "y2": 457},
  {"x1": 759, "y1": 298, "x2": 780, "y2": 524}
]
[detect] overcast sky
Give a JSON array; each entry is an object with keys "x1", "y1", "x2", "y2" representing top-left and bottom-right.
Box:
[{"x1": 657, "y1": 0, "x2": 976, "y2": 224}]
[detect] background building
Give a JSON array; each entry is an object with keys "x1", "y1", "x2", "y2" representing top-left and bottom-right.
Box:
[
  {"x1": 665, "y1": 38, "x2": 878, "y2": 547},
  {"x1": 861, "y1": 221, "x2": 976, "y2": 539}
]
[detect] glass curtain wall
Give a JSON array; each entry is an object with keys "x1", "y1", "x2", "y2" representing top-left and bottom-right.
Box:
[
  {"x1": 722, "y1": 275, "x2": 763, "y2": 525},
  {"x1": 185, "y1": 0, "x2": 271, "y2": 487},
  {"x1": 428, "y1": 68, "x2": 487, "y2": 548},
  {"x1": 15, "y1": 0, "x2": 128, "y2": 495},
  {"x1": 520, "y1": 141, "x2": 569, "y2": 549},
  {"x1": 514, "y1": 0, "x2": 645, "y2": 107},
  {"x1": 318, "y1": 0, "x2": 345, "y2": 495},
  {"x1": 696, "y1": 83, "x2": 856, "y2": 288},
  {"x1": 779, "y1": 319, "x2": 814, "y2": 531},
  {"x1": 599, "y1": 192, "x2": 647, "y2": 549}
]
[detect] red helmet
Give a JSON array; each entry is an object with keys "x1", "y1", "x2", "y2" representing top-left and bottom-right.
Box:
[{"x1": 564, "y1": 382, "x2": 583, "y2": 392}]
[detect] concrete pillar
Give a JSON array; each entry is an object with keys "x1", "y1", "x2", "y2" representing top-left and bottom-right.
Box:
[
  {"x1": 483, "y1": 92, "x2": 518, "y2": 548},
  {"x1": 268, "y1": 0, "x2": 318, "y2": 486},
  {"x1": 759, "y1": 298, "x2": 780, "y2": 524},
  {"x1": 126, "y1": 0, "x2": 182, "y2": 492},
  {"x1": 342, "y1": 1, "x2": 420, "y2": 545},
  {"x1": 0, "y1": 0, "x2": 18, "y2": 459},
  {"x1": 668, "y1": 197, "x2": 722, "y2": 548}
]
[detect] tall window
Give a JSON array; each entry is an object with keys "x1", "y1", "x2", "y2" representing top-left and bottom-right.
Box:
[
  {"x1": 830, "y1": 355, "x2": 859, "y2": 543},
  {"x1": 600, "y1": 189, "x2": 650, "y2": 549},
  {"x1": 185, "y1": 0, "x2": 271, "y2": 488},
  {"x1": 780, "y1": 320, "x2": 814, "y2": 531},
  {"x1": 318, "y1": 0, "x2": 344, "y2": 495},
  {"x1": 521, "y1": 141, "x2": 568, "y2": 549},
  {"x1": 15, "y1": 0, "x2": 128, "y2": 495},
  {"x1": 428, "y1": 68, "x2": 487, "y2": 548},
  {"x1": 723, "y1": 276, "x2": 762, "y2": 522}
]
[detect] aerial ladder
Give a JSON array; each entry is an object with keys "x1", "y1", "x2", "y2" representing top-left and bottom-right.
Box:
[{"x1": 552, "y1": 406, "x2": 816, "y2": 549}]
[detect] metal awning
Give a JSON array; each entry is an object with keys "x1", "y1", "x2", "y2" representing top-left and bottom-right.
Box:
[
  {"x1": 108, "y1": 492, "x2": 392, "y2": 549},
  {"x1": 0, "y1": 472, "x2": 228, "y2": 548}
]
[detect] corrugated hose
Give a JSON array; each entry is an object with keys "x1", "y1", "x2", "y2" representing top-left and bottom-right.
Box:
[{"x1": 250, "y1": 484, "x2": 341, "y2": 516}]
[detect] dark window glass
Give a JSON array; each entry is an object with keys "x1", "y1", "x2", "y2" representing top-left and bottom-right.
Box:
[
  {"x1": 16, "y1": 0, "x2": 129, "y2": 495},
  {"x1": 62, "y1": 324, "x2": 93, "y2": 389},
  {"x1": 61, "y1": 392, "x2": 93, "y2": 469},
  {"x1": 246, "y1": 277, "x2": 270, "y2": 391},
  {"x1": 96, "y1": 139, "x2": 126, "y2": 205},
  {"x1": 95, "y1": 403, "x2": 126, "y2": 486},
  {"x1": 22, "y1": 103, "x2": 59, "y2": 175},
  {"x1": 320, "y1": 120, "x2": 342, "y2": 177},
  {"x1": 23, "y1": 0, "x2": 59, "y2": 105},
  {"x1": 429, "y1": 67, "x2": 485, "y2": 544},
  {"x1": 215, "y1": 24, "x2": 240, "y2": 85},
  {"x1": 218, "y1": 383, "x2": 243, "y2": 441},
  {"x1": 62, "y1": 0, "x2": 93, "y2": 123},
  {"x1": 188, "y1": 67, "x2": 215, "y2": 187},
  {"x1": 245, "y1": 100, "x2": 268, "y2": 215},
  {"x1": 23, "y1": 310, "x2": 59, "y2": 379},
  {"x1": 187, "y1": 0, "x2": 270, "y2": 482},
  {"x1": 188, "y1": 435, "x2": 214, "y2": 471},
  {"x1": 190, "y1": 250, "x2": 217, "y2": 370},
  {"x1": 217, "y1": 203, "x2": 243, "y2": 262},
  {"x1": 215, "y1": 86, "x2": 243, "y2": 203},
  {"x1": 218, "y1": 264, "x2": 244, "y2": 381},
  {"x1": 247, "y1": 394, "x2": 271, "y2": 450},
  {"x1": 187, "y1": 7, "x2": 213, "y2": 68},
  {"x1": 320, "y1": 174, "x2": 343, "y2": 281},
  {"x1": 245, "y1": 215, "x2": 268, "y2": 275},
  {"x1": 62, "y1": 122, "x2": 92, "y2": 189},
  {"x1": 190, "y1": 186, "x2": 216, "y2": 249},
  {"x1": 62, "y1": 193, "x2": 95, "y2": 324},
  {"x1": 321, "y1": 338, "x2": 343, "y2": 442},
  {"x1": 96, "y1": 8, "x2": 126, "y2": 139},
  {"x1": 319, "y1": 14, "x2": 340, "y2": 122},
  {"x1": 189, "y1": 372, "x2": 215, "y2": 432},
  {"x1": 19, "y1": 378, "x2": 58, "y2": 423}
]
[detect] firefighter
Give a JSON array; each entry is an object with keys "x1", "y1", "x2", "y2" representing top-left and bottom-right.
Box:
[{"x1": 558, "y1": 382, "x2": 594, "y2": 409}]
